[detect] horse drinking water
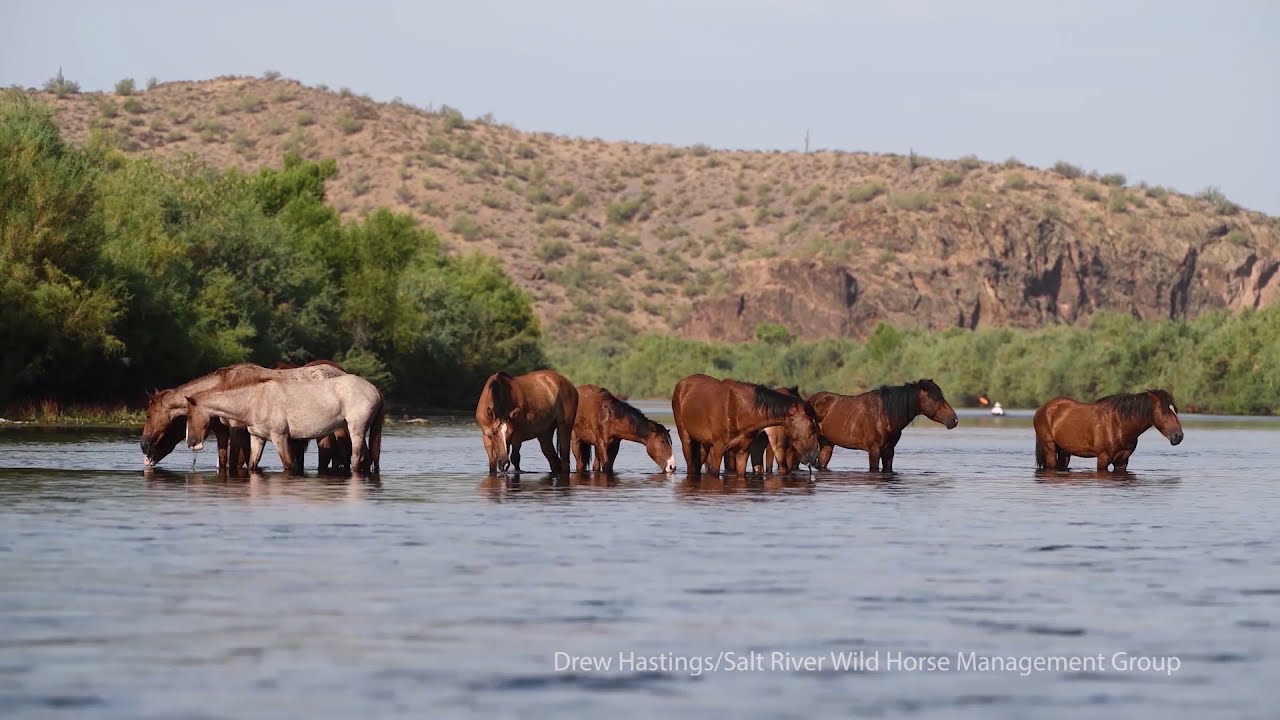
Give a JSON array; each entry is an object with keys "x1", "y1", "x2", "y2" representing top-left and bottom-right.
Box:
[
  {"x1": 571, "y1": 384, "x2": 675, "y2": 474},
  {"x1": 1033, "y1": 389, "x2": 1183, "y2": 472},
  {"x1": 475, "y1": 370, "x2": 579, "y2": 476},
  {"x1": 671, "y1": 374, "x2": 820, "y2": 478}
]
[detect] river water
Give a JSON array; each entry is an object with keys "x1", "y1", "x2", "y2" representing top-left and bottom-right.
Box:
[{"x1": 1, "y1": 410, "x2": 1276, "y2": 719}]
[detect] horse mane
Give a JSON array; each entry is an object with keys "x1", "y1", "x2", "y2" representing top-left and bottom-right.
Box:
[
  {"x1": 602, "y1": 390, "x2": 655, "y2": 438},
  {"x1": 1097, "y1": 389, "x2": 1173, "y2": 421},
  {"x1": 876, "y1": 379, "x2": 944, "y2": 426},
  {"x1": 485, "y1": 371, "x2": 515, "y2": 412},
  {"x1": 751, "y1": 383, "x2": 804, "y2": 417}
]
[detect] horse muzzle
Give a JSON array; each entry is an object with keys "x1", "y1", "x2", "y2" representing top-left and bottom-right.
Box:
[
  {"x1": 664, "y1": 457, "x2": 677, "y2": 474},
  {"x1": 946, "y1": 416, "x2": 959, "y2": 429},
  {"x1": 140, "y1": 437, "x2": 153, "y2": 453},
  {"x1": 1169, "y1": 431, "x2": 1183, "y2": 446},
  {"x1": 188, "y1": 439, "x2": 204, "y2": 452}
]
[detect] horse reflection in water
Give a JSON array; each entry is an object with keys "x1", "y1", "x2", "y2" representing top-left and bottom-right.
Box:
[{"x1": 143, "y1": 467, "x2": 381, "y2": 503}]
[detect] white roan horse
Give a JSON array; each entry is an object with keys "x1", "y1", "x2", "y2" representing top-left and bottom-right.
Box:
[{"x1": 184, "y1": 374, "x2": 384, "y2": 474}]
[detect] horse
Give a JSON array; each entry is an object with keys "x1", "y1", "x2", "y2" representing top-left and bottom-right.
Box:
[
  {"x1": 140, "y1": 362, "x2": 346, "y2": 470},
  {"x1": 271, "y1": 360, "x2": 354, "y2": 473},
  {"x1": 743, "y1": 386, "x2": 807, "y2": 474},
  {"x1": 808, "y1": 379, "x2": 958, "y2": 472},
  {"x1": 671, "y1": 374, "x2": 820, "y2": 478},
  {"x1": 1033, "y1": 389, "x2": 1183, "y2": 472},
  {"x1": 571, "y1": 384, "x2": 675, "y2": 474},
  {"x1": 184, "y1": 373, "x2": 384, "y2": 475},
  {"x1": 475, "y1": 370, "x2": 578, "y2": 475}
]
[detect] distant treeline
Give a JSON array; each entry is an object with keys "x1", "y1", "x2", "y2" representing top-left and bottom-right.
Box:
[
  {"x1": 1, "y1": 93, "x2": 543, "y2": 408},
  {"x1": 553, "y1": 310, "x2": 1280, "y2": 416}
]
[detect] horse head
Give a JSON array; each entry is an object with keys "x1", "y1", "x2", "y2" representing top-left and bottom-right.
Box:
[
  {"x1": 917, "y1": 379, "x2": 959, "y2": 429},
  {"x1": 141, "y1": 389, "x2": 186, "y2": 466},
  {"x1": 1148, "y1": 389, "x2": 1183, "y2": 445},
  {"x1": 184, "y1": 395, "x2": 213, "y2": 452},
  {"x1": 783, "y1": 401, "x2": 822, "y2": 468},
  {"x1": 645, "y1": 422, "x2": 676, "y2": 473}
]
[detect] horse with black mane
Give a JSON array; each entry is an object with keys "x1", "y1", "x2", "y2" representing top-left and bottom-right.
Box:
[
  {"x1": 809, "y1": 379, "x2": 958, "y2": 472},
  {"x1": 1034, "y1": 389, "x2": 1183, "y2": 472},
  {"x1": 744, "y1": 386, "x2": 807, "y2": 474},
  {"x1": 572, "y1": 384, "x2": 675, "y2": 474},
  {"x1": 672, "y1": 374, "x2": 820, "y2": 478}
]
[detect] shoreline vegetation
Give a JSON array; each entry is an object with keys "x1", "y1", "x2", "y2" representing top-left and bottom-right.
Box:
[{"x1": 5, "y1": 91, "x2": 1278, "y2": 421}]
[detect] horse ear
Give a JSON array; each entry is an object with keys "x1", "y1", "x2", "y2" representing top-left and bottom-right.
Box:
[
  {"x1": 509, "y1": 407, "x2": 521, "y2": 420},
  {"x1": 185, "y1": 395, "x2": 197, "y2": 406}
]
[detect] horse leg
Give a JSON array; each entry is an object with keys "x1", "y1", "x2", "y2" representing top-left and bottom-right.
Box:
[
  {"x1": 604, "y1": 439, "x2": 621, "y2": 474},
  {"x1": 212, "y1": 420, "x2": 230, "y2": 469},
  {"x1": 679, "y1": 429, "x2": 700, "y2": 477},
  {"x1": 346, "y1": 419, "x2": 368, "y2": 475},
  {"x1": 247, "y1": 434, "x2": 267, "y2": 472},
  {"x1": 572, "y1": 437, "x2": 588, "y2": 473},
  {"x1": 317, "y1": 435, "x2": 333, "y2": 473},
  {"x1": 1055, "y1": 451, "x2": 1071, "y2": 470},
  {"x1": 482, "y1": 432, "x2": 498, "y2": 474},
  {"x1": 594, "y1": 439, "x2": 611, "y2": 473},
  {"x1": 538, "y1": 433, "x2": 561, "y2": 473},
  {"x1": 557, "y1": 420, "x2": 573, "y2": 476},
  {"x1": 705, "y1": 444, "x2": 726, "y2": 477},
  {"x1": 882, "y1": 445, "x2": 895, "y2": 473},
  {"x1": 289, "y1": 438, "x2": 308, "y2": 474},
  {"x1": 1112, "y1": 453, "x2": 1131, "y2": 472},
  {"x1": 817, "y1": 440, "x2": 834, "y2": 470},
  {"x1": 272, "y1": 434, "x2": 295, "y2": 475},
  {"x1": 868, "y1": 447, "x2": 882, "y2": 472},
  {"x1": 1096, "y1": 455, "x2": 1112, "y2": 472},
  {"x1": 510, "y1": 442, "x2": 522, "y2": 473}
]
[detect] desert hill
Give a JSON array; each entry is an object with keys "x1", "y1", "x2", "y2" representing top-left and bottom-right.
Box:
[{"x1": 31, "y1": 75, "x2": 1280, "y2": 342}]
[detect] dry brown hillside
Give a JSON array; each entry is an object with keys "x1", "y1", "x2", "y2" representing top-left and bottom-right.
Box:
[{"x1": 34, "y1": 75, "x2": 1280, "y2": 342}]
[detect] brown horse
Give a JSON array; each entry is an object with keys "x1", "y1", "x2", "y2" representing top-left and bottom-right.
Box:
[
  {"x1": 140, "y1": 362, "x2": 345, "y2": 470},
  {"x1": 1034, "y1": 389, "x2": 1183, "y2": 472},
  {"x1": 744, "y1": 386, "x2": 806, "y2": 474},
  {"x1": 571, "y1": 384, "x2": 675, "y2": 474},
  {"x1": 809, "y1": 379, "x2": 958, "y2": 472},
  {"x1": 671, "y1": 374, "x2": 820, "y2": 477},
  {"x1": 475, "y1": 370, "x2": 579, "y2": 475}
]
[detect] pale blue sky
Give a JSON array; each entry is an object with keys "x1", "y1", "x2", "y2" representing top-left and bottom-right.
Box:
[{"x1": 4, "y1": 0, "x2": 1277, "y2": 213}]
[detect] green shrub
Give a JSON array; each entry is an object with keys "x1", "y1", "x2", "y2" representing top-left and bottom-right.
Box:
[
  {"x1": 1198, "y1": 186, "x2": 1240, "y2": 215},
  {"x1": 337, "y1": 112, "x2": 362, "y2": 135},
  {"x1": 122, "y1": 97, "x2": 145, "y2": 114},
  {"x1": 1107, "y1": 188, "x2": 1128, "y2": 213},
  {"x1": 263, "y1": 69, "x2": 282, "y2": 80},
  {"x1": 1076, "y1": 183, "x2": 1102, "y2": 202},
  {"x1": 849, "y1": 182, "x2": 886, "y2": 203},
  {"x1": 1052, "y1": 161, "x2": 1083, "y2": 179},
  {"x1": 42, "y1": 69, "x2": 79, "y2": 97},
  {"x1": 536, "y1": 238, "x2": 571, "y2": 262},
  {"x1": 1004, "y1": 173, "x2": 1029, "y2": 190},
  {"x1": 1100, "y1": 173, "x2": 1127, "y2": 187},
  {"x1": 938, "y1": 171, "x2": 965, "y2": 188},
  {"x1": 890, "y1": 191, "x2": 933, "y2": 211},
  {"x1": 451, "y1": 213, "x2": 484, "y2": 241},
  {"x1": 114, "y1": 78, "x2": 135, "y2": 96},
  {"x1": 958, "y1": 155, "x2": 983, "y2": 170}
]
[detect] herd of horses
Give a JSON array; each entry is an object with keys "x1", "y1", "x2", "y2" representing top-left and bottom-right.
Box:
[
  {"x1": 139, "y1": 361, "x2": 1184, "y2": 478},
  {"x1": 474, "y1": 370, "x2": 1185, "y2": 477}
]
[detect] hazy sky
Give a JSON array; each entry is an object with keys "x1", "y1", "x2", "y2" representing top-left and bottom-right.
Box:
[{"x1": 4, "y1": 0, "x2": 1277, "y2": 214}]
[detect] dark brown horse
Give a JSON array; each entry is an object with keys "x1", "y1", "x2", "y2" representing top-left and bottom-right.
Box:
[
  {"x1": 572, "y1": 384, "x2": 675, "y2": 474},
  {"x1": 809, "y1": 379, "x2": 958, "y2": 472},
  {"x1": 475, "y1": 370, "x2": 579, "y2": 475},
  {"x1": 671, "y1": 374, "x2": 820, "y2": 477},
  {"x1": 140, "y1": 362, "x2": 345, "y2": 470},
  {"x1": 1034, "y1": 389, "x2": 1183, "y2": 472},
  {"x1": 745, "y1": 386, "x2": 806, "y2": 474}
]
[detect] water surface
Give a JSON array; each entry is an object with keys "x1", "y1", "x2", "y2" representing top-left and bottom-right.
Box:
[{"x1": 1, "y1": 412, "x2": 1276, "y2": 718}]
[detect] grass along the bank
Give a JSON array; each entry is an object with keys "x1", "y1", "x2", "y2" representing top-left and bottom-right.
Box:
[
  {"x1": 1, "y1": 400, "x2": 144, "y2": 427},
  {"x1": 550, "y1": 308, "x2": 1280, "y2": 416}
]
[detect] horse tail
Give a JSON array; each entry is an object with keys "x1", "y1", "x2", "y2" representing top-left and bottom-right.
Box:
[
  {"x1": 1035, "y1": 441, "x2": 1046, "y2": 469},
  {"x1": 365, "y1": 393, "x2": 385, "y2": 473}
]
